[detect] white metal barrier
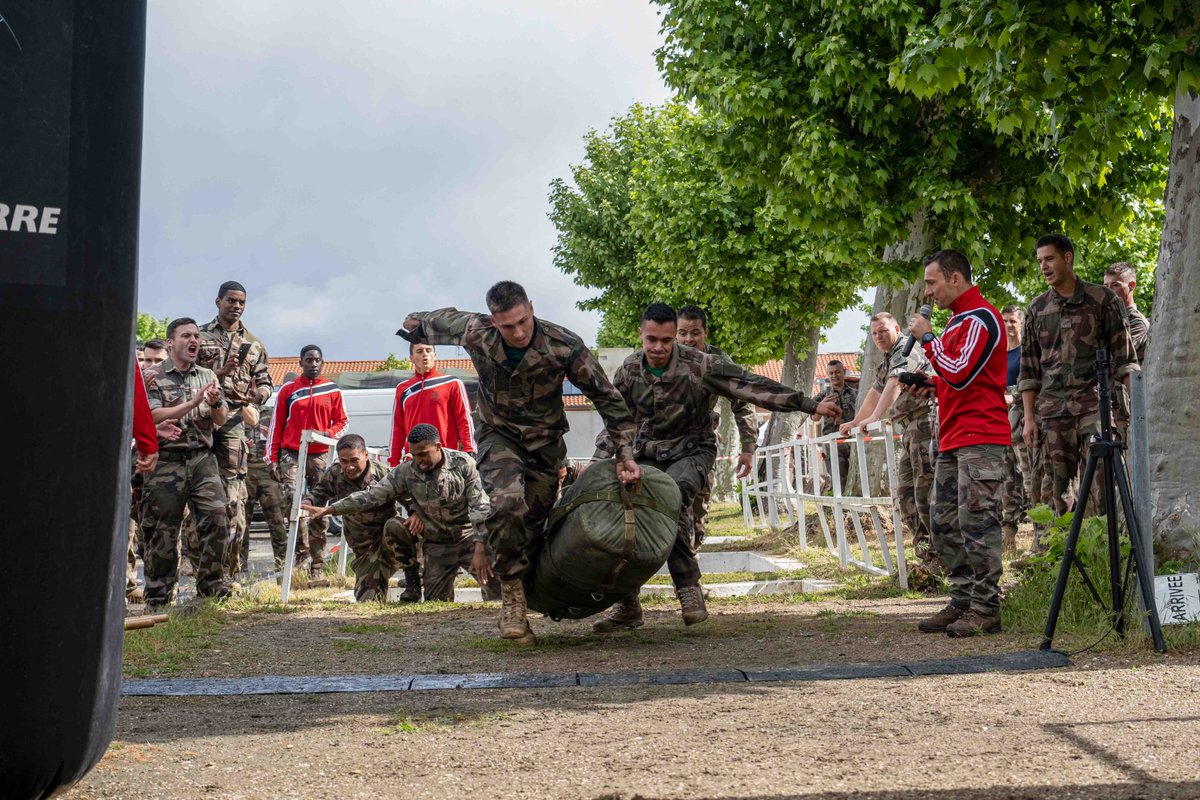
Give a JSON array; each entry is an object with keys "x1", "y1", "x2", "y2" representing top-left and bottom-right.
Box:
[
  {"x1": 280, "y1": 430, "x2": 390, "y2": 604},
  {"x1": 742, "y1": 420, "x2": 908, "y2": 589}
]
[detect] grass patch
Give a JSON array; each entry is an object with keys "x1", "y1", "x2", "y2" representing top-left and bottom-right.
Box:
[
  {"x1": 122, "y1": 601, "x2": 228, "y2": 678},
  {"x1": 331, "y1": 638, "x2": 380, "y2": 653},
  {"x1": 381, "y1": 710, "x2": 508, "y2": 735},
  {"x1": 337, "y1": 622, "x2": 407, "y2": 635}
]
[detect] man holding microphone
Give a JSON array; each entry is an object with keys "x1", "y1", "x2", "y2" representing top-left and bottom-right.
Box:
[{"x1": 907, "y1": 250, "x2": 1010, "y2": 637}]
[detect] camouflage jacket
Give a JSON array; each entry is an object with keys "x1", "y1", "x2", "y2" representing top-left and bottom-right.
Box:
[
  {"x1": 398, "y1": 310, "x2": 635, "y2": 460},
  {"x1": 812, "y1": 384, "x2": 859, "y2": 436},
  {"x1": 329, "y1": 449, "x2": 489, "y2": 543},
  {"x1": 311, "y1": 459, "x2": 398, "y2": 530},
  {"x1": 1018, "y1": 280, "x2": 1139, "y2": 420},
  {"x1": 247, "y1": 425, "x2": 269, "y2": 467},
  {"x1": 872, "y1": 339, "x2": 932, "y2": 426},
  {"x1": 197, "y1": 317, "x2": 272, "y2": 439},
  {"x1": 1125, "y1": 306, "x2": 1149, "y2": 363},
  {"x1": 606, "y1": 345, "x2": 819, "y2": 462},
  {"x1": 145, "y1": 360, "x2": 224, "y2": 452},
  {"x1": 704, "y1": 344, "x2": 759, "y2": 453}
]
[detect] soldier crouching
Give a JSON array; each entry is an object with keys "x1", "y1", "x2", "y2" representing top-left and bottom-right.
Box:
[{"x1": 303, "y1": 425, "x2": 500, "y2": 604}]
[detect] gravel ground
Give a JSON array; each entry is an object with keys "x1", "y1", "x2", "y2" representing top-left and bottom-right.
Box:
[{"x1": 70, "y1": 593, "x2": 1200, "y2": 799}]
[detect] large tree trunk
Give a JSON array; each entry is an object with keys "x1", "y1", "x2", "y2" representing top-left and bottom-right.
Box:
[
  {"x1": 762, "y1": 325, "x2": 822, "y2": 447},
  {"x1": 711, "y1": 397, "x2": 738, "y2": 502},
  {"x1": 1147, "y1": 88, "x2": 1200, "y2": 567},
  {"x1": 852, "y1": 213, "x2": 930, "y2": 496}
]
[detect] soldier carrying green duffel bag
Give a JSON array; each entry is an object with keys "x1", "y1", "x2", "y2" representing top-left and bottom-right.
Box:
[{"x1": 526, "y1": 460, "x2": 680, "y2": 621}]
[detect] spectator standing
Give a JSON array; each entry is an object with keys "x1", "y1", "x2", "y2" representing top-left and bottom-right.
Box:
[
  {"x1": 388, "y1": 341, "x2": 475, "y2": 466},
  {"x1": 1103, "y1": 262, "x2": 1150, "y2": 362},
  {"x1": 245, "y1": 408, "x2": 291, "y2": 571},
  {"x1": 140, "y1": 318, "x2": 233, "y2": 609},
  {"x1": 999, "y1": 305, "x2": 1032, "y2": 553},
  {"x1": 909, "y1": 250, "x2": 1009, "y2": 637},
  {"x1": 1018, "y1": 235, "x2": 1139, "y2": 524},
  {"x1": 265, "y1": 344, "x2": 348, "y2": 583},
  {"x1": 810, "y1": 359, "x2": 859, "y2": 493}
]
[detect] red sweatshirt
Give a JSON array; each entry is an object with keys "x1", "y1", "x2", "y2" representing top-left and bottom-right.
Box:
[
  {"x1": 922, "y1": 285, "x2": 1010, "y2": 452},
  {"x1": 266, "y1": 376, "x2": 348, "y2": 462},
  {"x1": 132, "y1": 363, "x2": 158, "y2": 456},
  {"x1": 388, "y1": 369, "x2": 475, "y2": 466}
]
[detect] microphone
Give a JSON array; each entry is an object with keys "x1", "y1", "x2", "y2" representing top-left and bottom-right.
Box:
[{"x1": 902, "y1": 304, "x2": 932, "y2": 357}]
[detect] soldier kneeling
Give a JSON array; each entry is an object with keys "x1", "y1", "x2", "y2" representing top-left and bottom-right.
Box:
[{"x1": 303, "y1": 425, "x2": 499, "y2": 603}]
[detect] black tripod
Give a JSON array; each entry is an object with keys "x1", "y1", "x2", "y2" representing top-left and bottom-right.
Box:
[{"x1": 1040, "y1": 349, "x2": 1167, "y2": 653}]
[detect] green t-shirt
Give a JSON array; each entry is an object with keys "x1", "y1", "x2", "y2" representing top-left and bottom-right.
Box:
[
  {"x1": 503, "y1": 343, "x2": 528, "y2": 369},
  {"x1": 644, "y1": 361, "x2": 667, "y2": 378}
]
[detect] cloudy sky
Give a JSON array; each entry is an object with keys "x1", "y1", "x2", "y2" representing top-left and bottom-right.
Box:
[{"x1": 138, "y1": 1, "x2": 866, "y2": 361}]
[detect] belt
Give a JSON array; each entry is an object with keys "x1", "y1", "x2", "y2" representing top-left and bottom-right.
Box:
[{"x1": 158, "y1": 448, "x2": 209, "y2": 462}]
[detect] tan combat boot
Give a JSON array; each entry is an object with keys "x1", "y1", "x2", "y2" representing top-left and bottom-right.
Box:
[
  {"x1": 677, "y1": 585, "x2": 708, "y2": 626},
  {"x1": 499, "y1": 580, "x2": 536, "y2": 644},
  {"x1": 946, "y1": 608, "x2": 1003, "y2": 637},
  {"x1": 593, "y1": 593, "x2": 644, "y2": 633},
  {"x1": 917, "y1": 603, "x2": 966, "y2": 633},
  {"x1": 398, "y1": 566, "x2": 422, "y2": 603},
  {"x1": 1001, "y1": 523, "x2": 1018, "y2": 556}
]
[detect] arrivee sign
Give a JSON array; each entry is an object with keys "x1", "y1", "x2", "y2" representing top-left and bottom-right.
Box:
[{"x1": 1155, "y1": 573, "x2": 1200, "y2": 625}]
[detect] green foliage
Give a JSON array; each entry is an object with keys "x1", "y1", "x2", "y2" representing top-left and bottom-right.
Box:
[
  {"x1": 376, "y1": 353, "x2": 411, "y2": 372},
  {"x1": 653, "y1": 0, "x2": 1170, "y2": 294},
  {"x1": 549, "y1": 103, "x2": 856, "y2": 364},
  {"x1": 136, "y1": 312, "x2": 169, "y2": 343}
]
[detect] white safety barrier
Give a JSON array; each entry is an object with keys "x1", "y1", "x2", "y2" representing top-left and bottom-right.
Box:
[
  {"x1": 741, "y1": 420, "x2": 908, "y2": 589},
  {"x1": 280, "y1": 430, "x2": 390, "y2": 604}
]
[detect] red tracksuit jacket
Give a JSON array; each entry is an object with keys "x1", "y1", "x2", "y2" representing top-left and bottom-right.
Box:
[
  {"x1": 388, "y1": 369, "x2": 475, "y2": 465},
  {"x1": 132, "y1": 364, "x2": 158, "y2": 456},
  {"x1": 266, "y1": 376, "x2": 348, "y2": 462},
  {"x1": 922, "y1": 285, "x2": 1010, "y2": 452}
]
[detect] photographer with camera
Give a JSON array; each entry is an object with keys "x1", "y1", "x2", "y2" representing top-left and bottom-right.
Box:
[{"x1": 908, "y1": 250, "x2": 1010, "y2": 637}]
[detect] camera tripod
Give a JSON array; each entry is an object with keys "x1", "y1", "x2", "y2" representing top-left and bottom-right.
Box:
[{"x1": 1040, "y1": 349, "x2": 1167, "y2": 653}]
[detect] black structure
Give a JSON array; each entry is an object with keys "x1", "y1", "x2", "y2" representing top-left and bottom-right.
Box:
[
  {"x1": 0, "y1": 2, "x2": 148, "y2": 797},
  {"x1": 1040, "y1": 349, "x2": 1167, "y2": 653}
]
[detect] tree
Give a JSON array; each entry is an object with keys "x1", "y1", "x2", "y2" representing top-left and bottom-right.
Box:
[
  {"x1": 375, "y1": 353, "x2": 411, "y2": 372},
  {"x1": 136, "y1": 313, "x2": 169, "y2": 343},
  {"x1": 894, "y1": 0, "x2": 1200, "y2": 562},
  {"x1": 654, "y1": 0, "x2": 1170, "y2": 395}
]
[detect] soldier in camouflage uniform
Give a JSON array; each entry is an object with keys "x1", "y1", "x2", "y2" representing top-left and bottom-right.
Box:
[
  {"x1": 593, "y1": 304, "x2": 842, "y2": 632},
  {"x1": 1103, "y1": 262, "x2": 1150, "y2": 363},
  {"x1": 675, "y1": 305, "x2": 759, "y2": 545},
  {"x1": 304, "y1": 425, "x2": 501, "y2": 603},
  {"x1": 840, "y1": 313, "x2": 938, "y2": 570},
  {"x1": 128, "y1": 344, "x2": 171, "y2": 602},
  {"x1": 809, "y1": 359, "x2": 859, "y2": 494},
  {"x1": 141, "y1": 318, "x2": 234, "y2": 609},
  {"x1": 397, "y1": 281, "x2": 637, "y2": 642},
  {"x1": 1018, "y1": 235, "x2": 1139, "y2": 529},
  {"x1": 302, "y1": 434, "x2": 415, "y2": 602},
  {"x1": 195, "y1": 281, "x2": 273, "y2": 576},
  {"x1": 246, "y1": 409, "x2": 292, "y2": 570}
]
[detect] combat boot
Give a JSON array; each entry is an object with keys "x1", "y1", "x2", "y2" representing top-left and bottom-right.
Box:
[
  {"x1": 593, "y1": 593, "x2": 644, "y2": 633},
  {"x1": 946, "y1": 608, "x2": 1002, "y2": 637},
  {"x1": 399, "y1": 566, "x2": 422, "y2": 603},
  {"x1": 677, "y1": 585, "x2": 708, "y2": 626},
  {"x1": 917, "y1": 602, "x2": 966, "y2": 633},
  {"x1": 308, "y1": 564, "x2": 330, "y2": 588},
  {"x1": 499, "y1": 579, "x2": 534, "y2": 641}
]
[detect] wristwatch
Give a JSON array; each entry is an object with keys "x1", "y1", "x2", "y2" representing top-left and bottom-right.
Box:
[{"x1": 920, "y1": 332, "x2": 935, "y2": 345}]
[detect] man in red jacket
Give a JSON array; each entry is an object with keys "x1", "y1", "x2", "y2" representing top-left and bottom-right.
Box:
[
  {"x1": 388, "y1": 342, "x2": 475, "y2": 466},
  {"x1": 265, "y1": 344, "x2": 349, "y2": 582},
  {"x1": 908, "y1": 249, "x2": 1009, "y2": 638}
]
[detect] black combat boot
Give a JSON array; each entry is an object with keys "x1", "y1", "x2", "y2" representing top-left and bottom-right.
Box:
[{"x1": 399, "y1": 566, "x2": 422, "y2": 603}]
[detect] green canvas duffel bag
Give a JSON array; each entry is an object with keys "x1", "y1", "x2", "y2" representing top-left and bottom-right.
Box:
[{"x1": 526, "y1": 460, "x2": 681, "y2": 621}]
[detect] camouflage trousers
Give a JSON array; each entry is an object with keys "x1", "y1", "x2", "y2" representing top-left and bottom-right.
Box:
[
  {"x1": 423, "y1": 531, "x2": 502, "y2": 603},
  {"x1": 475, "y1": 431, "x2": 566, "y2": 581},
  {"x1": 246, "y1": 461, "x2": 291, "y2": 570},
  {"x1": 931, "y1": 444, "x2": 1005, "y2": 614},
  {"x1": 897, "y1": 416, "x2": 936, "y2": 567},
  {"x1": 1041, "y1": 413, "x2": 1103, "y2": 519},
  {"x1": 820, "y1": 442, "x2": 852, "y2": 495},
  {"x1": 139, "y1": 449, "x2": 231, "y2": 605},
  {"x1": 278, "y1": 448, "x2": 330, "y2": 569},
  {"x1": 183, "y1": 476, "x2": 246, "y2": 575},
  {"x1": 342, "y1": 516, "x2": 412, "y2": 602},
  {"x1": 640, "y1": 447, "x2": 716, "y2": 589},
  {"x1": 127, "y1": 474, "x2": 143, "y2": 598},
  {"x1": 691, "y1": 467, "x2": 714, "y2": 548}
]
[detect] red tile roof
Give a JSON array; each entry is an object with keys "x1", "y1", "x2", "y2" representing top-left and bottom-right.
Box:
[{"x1": 751, "y1": 352, "x2": 861, "y2": 391}]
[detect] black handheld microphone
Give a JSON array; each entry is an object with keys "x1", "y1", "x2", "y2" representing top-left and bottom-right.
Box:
[{"x1": 902, "y1": 304, "x2": 933, "y2": 357}]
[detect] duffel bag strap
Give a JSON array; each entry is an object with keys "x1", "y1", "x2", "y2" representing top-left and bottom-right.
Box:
[{"x1": 598, "y1": 478, "x2": 641, "y2": 591}]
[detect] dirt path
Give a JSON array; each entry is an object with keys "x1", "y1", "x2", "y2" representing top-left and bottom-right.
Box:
[{"x1": 71, "y1": 592, "x2": 1200, "y2": 800}]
